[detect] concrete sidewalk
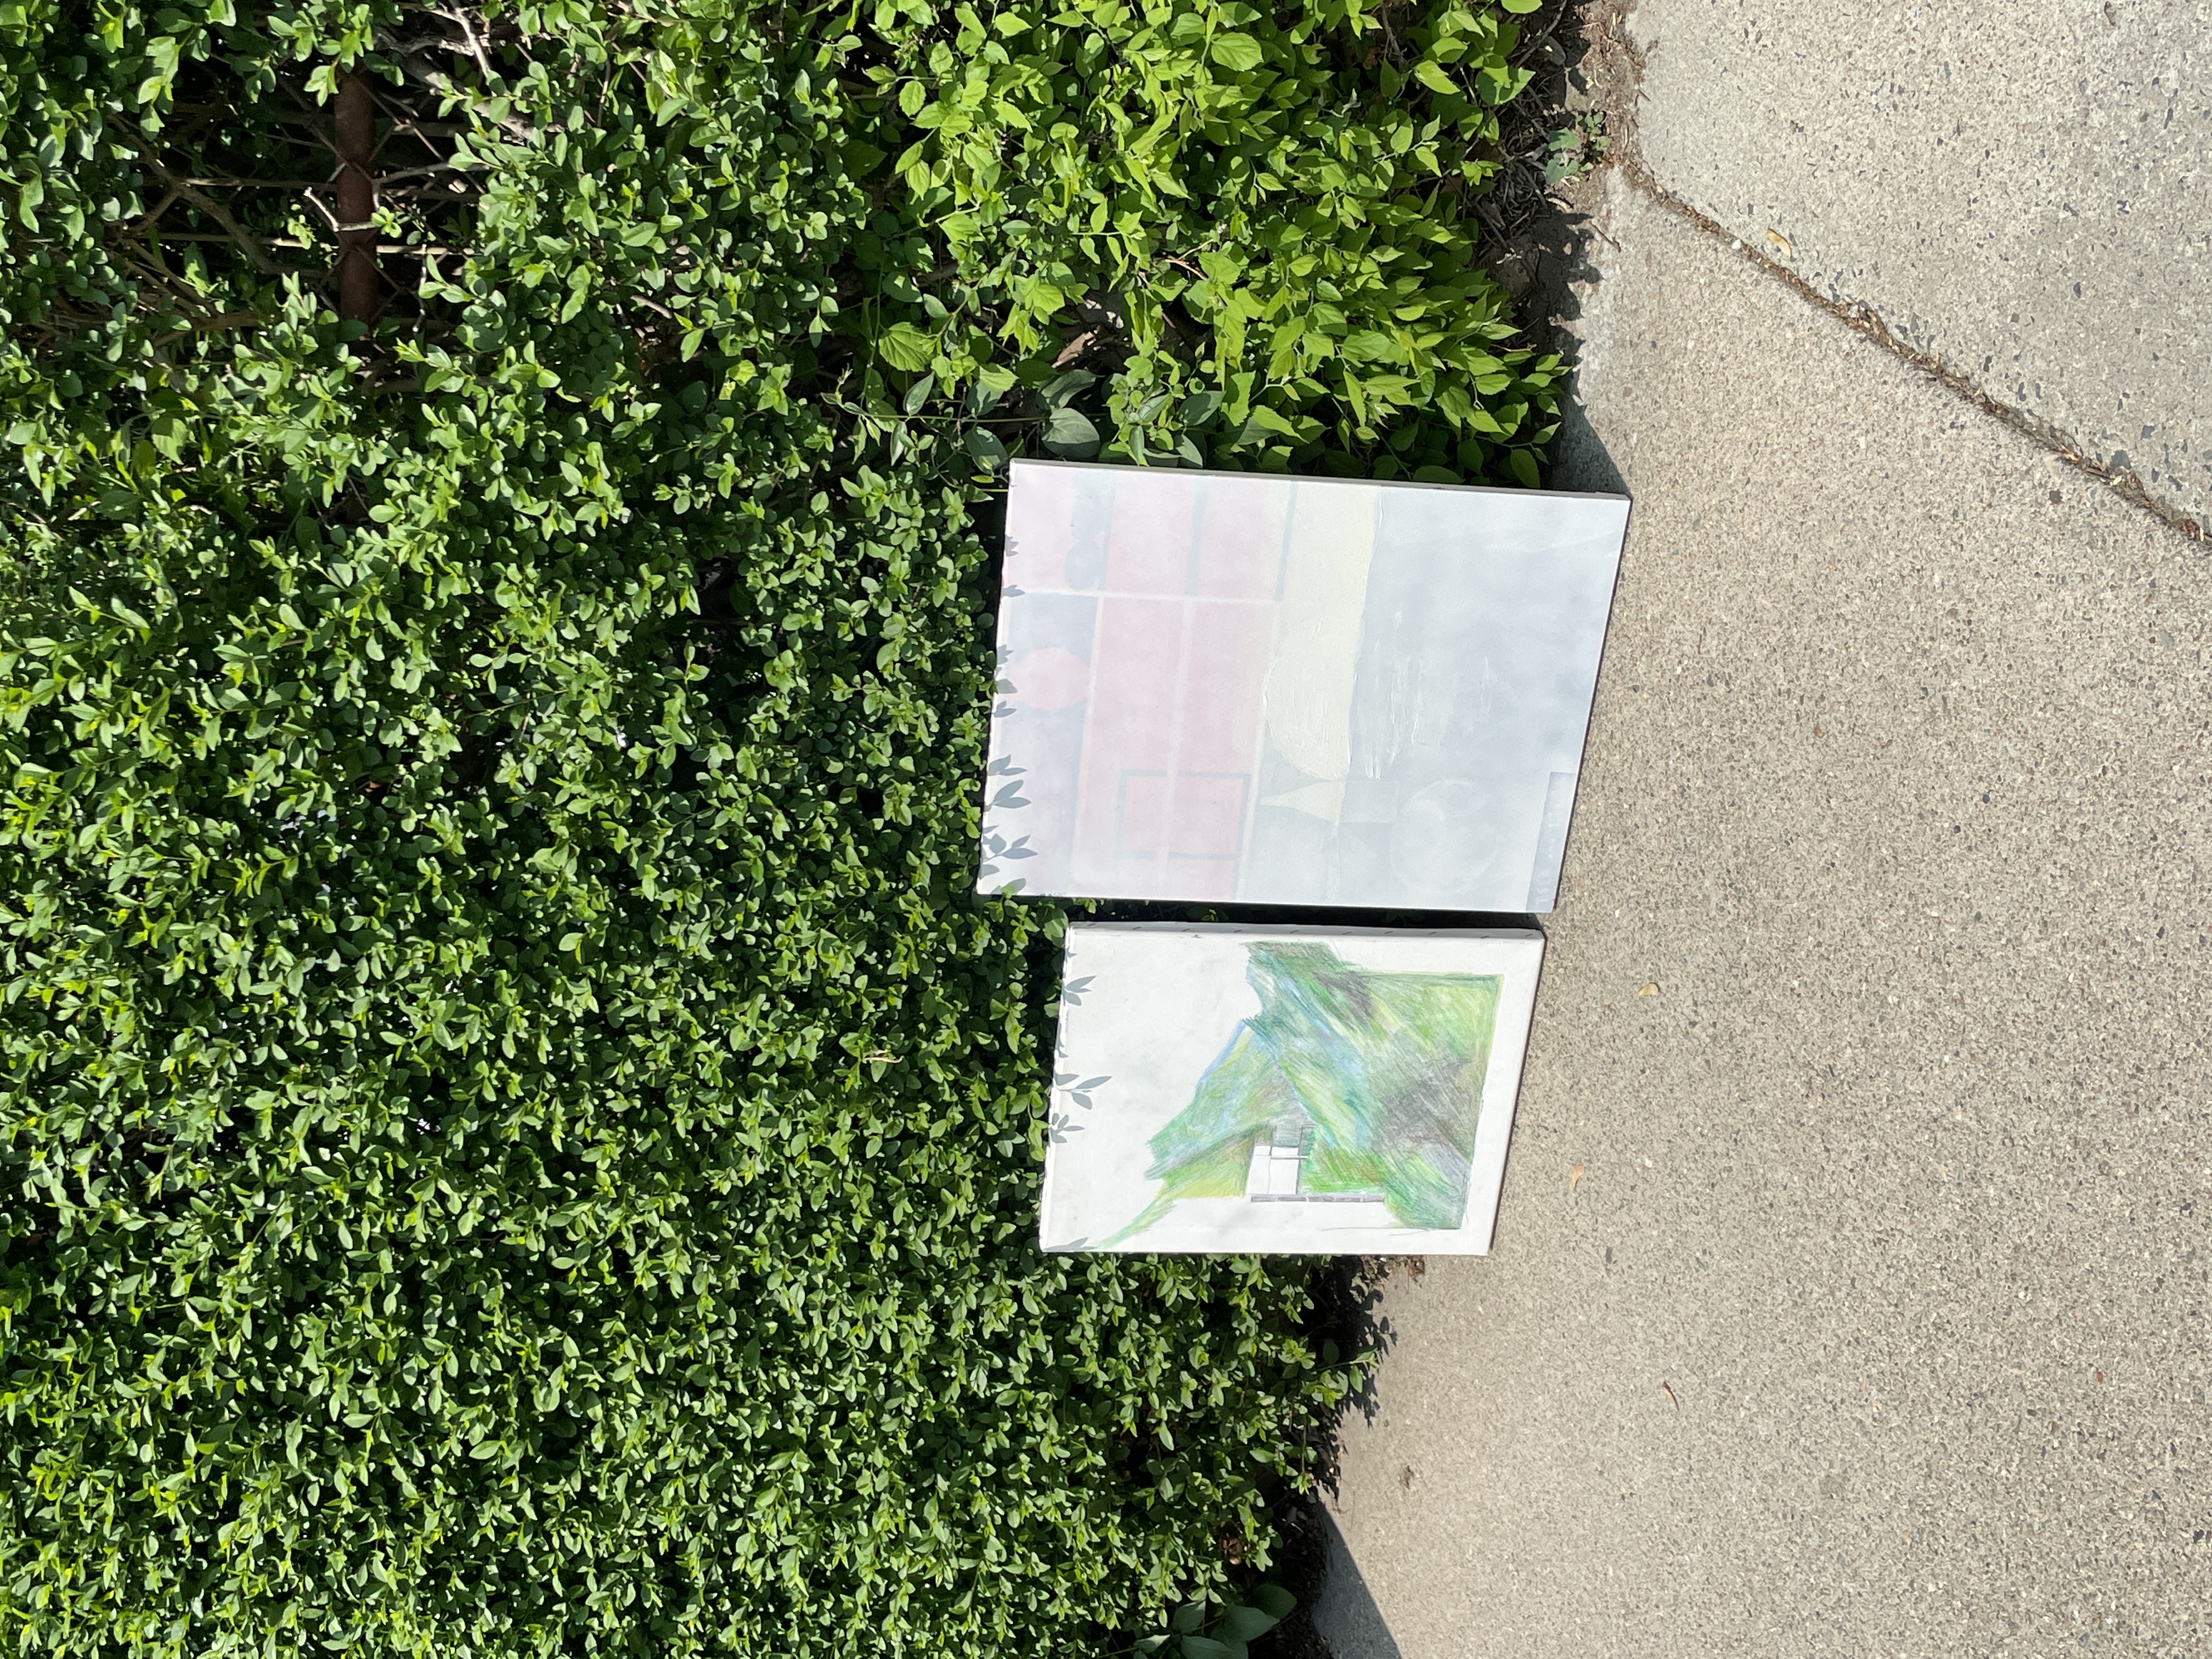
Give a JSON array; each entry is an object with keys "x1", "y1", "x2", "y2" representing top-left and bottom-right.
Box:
[
  {"x1": 1634, "y1": 0, "x2": 2210, "y2": 529},
  {"x1": 1314, "y1": 8, "x2": 2212, "y2": 1651}
]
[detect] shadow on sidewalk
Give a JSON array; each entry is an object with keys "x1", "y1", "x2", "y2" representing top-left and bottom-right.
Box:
[
  {"x1": 1485, "y1": 0, "x2": 1646, "y2": 500},
  {"x1": 1286, "y1": 1260, "x2": 1411, "y2": 1659},
  {"x1": 1312, "y1": 1503, "x2": 1407, "y2": 1659},
  {"x1": 1515, "y1": 190, "x2": 1629, "y2": 501}
]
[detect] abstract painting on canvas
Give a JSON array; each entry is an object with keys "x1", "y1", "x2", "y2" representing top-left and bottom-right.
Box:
[
  {"x1": 1040, "y1": 923, "x2": 1544, "y2": 1255},
  {"x1": 978, "y1": 460, "x2": 1629, "y2": 912}
]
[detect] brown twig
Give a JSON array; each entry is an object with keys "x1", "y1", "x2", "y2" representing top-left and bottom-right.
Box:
[
  {"x1": 133, "y1": 185, "x2": 185, "y2": 228},
  {"x1": 142, "y1": 232, "x2": 464, "y2": 257},
  {"x1": 142, "y1": 158, "x2": 281, "y2": 275},
  {"x1": 435, "y1": 5, "x2": 499, "y2": 82},
  {"x1": 334, "y1": 71, "x2": 380, "y2": 321},
  {"x1": 298, "y1": 188, "x2": 342, "y2": 233},
  {"x1": 390, "y1": 55, "x2": 535, "y2": 143},
  {"x1": 376, "y1": 162, "x2": 473, "y2": 186}
]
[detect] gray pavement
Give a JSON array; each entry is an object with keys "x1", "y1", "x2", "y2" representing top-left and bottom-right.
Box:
[
  {"x1": 1315, "y1": 171, "x2": 2212, "y2": 1657},
  {"x1": 1632, "y1": 0, "x2": 2212, "y2": 527}
]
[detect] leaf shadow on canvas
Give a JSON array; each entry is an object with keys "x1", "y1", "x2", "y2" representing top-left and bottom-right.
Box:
[{"x1": 1108, "y1": 942, "x2": 1500, "y2": 1245}]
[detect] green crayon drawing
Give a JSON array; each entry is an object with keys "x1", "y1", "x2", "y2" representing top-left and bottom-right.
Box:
[{"x1": 1112, "y1": 941, "x2": 1500, "y2": 1243}]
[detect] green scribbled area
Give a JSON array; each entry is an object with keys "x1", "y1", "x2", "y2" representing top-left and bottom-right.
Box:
[{"x1": 1131, "y1": 944, "x2": 1500, "y2": 1237}]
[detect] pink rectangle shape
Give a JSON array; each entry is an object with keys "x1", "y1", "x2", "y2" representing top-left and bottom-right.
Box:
[
  {"x1": 1169, "y1": 773, "x2": 1248, "y2": 859},
  {"x1": 1103, "y1": 473, "x2": 1201, "y2": 595},
  {"x1": 1193, "y1": 478, "x2": 1284, "y2": 598},
  {"x1": 1000, "y1": 464, "x2": 1079, "y2": 590},
  {"x1": 1073, "y1": 598, "x2": 1183, "y2": 879},
  {"x1": 1153, "y1": 857, "x2": 1238, "y2": 901},
  {"x1": 1173, "y1": 603, "x2": 1272, "y2": 775},
  {"x1": 1117, "y1": 771, "x2": 1170, "y2": 859}
]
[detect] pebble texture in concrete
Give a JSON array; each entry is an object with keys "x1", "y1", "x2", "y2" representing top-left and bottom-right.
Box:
[
  {"x1": 1315, "y1": 175, "x2": 2212, "y2": 1658},
  {"x1": 1630, "y1": 0, "x2": 2212, "y2": 527}
]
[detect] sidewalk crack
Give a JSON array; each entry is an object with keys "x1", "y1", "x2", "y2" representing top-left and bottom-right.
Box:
[
  {"x1": 1617, "y1": 154, "x2": 2204, "y2": 548},
  {"x1": 1559, "y1": 0, "x2": 2203, "y2": 548}
]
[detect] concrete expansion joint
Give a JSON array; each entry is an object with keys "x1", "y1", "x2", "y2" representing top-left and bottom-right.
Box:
[{"x1": 1605, "y1": 152, "x2": 2208, "y2": 551}]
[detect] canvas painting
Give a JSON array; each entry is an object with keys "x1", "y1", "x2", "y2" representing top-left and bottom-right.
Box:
[
  {"x1": 1040, "y1": 923, "x2": 1545, "y2": 1255},
  {"x1": 978, "y1": 460, "x2": 1629, "y2": 912}
]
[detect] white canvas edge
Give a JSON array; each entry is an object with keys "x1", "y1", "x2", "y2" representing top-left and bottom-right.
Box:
[
  {"x1": 1004, "y1": 454, "x2": 1634, "y2": 506},
  {"x1": 1038, "y1": 921, "x2": 1545, "y2": 1257}
]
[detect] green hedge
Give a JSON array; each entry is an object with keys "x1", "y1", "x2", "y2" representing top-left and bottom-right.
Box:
[{"x1": 0, "y1": 2, "x2": 1550, "y2": 1652}]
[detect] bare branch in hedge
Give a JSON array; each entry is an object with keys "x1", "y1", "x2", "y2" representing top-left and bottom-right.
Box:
[
  {"x1": 385, "y1": 39, "x2": 539, "y2": 145},
  {"x1": 142, "y1": 157, "x2": 283, "y2": 276},
  {"x1": 335, "y1": 72, "x2": 380, "y2": 321}
]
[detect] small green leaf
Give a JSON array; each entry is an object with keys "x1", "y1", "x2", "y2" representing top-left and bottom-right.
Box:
[
  {"x1": 1042, "y1": 369, "x2": 1096, "y2": 408},
  {"x1": 1508, "y1": 447, "x2": 1542, "y2": 488},
  {"x1": 1413, "y1": 59, "x2": 1458, "y2": 95},
  {"x1": 964, "y1": 427, "x2": 1008, "y2": 467},
  {"x1": 1176, "y1": 390, "x2": 1222, "y2": 426},
  {"x1": 1216, "y1": 1605, "x2": 1280, "y2": 1641},
  {"x1": 902, "y1": 374, "x2": 936, "y2": 415},
  {"x1": 1170, "y1": 1602, "x2": 1207, "y2": 1634},
  {"x1": 876, "y1": 323, "x2": 936, "y2": 373},
  {"x1": 1227, "y1": 404, "x2": 1295, "y2": 449},
  {"x1": 1179, "y1": 1638, "x2": 1232, "y2": 1659},
  {"x1": 969, "y1": 363, "x2": 1018, "y2": 414},
  {"x1": 1041, "y1": 407, "x2": 1101, "y2": 459},
  {"x1": 1250, "y1": 1585, "x2": 1296, "y2": 1620},
  {"x1": 1209, "y1": 32, "x2": 1264, "y2": 72}
]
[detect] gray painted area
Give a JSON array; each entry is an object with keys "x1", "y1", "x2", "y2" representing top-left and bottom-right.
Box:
[
  {"x1": 1316, "y1": 177, "x2": 2212, "y2": 1657},
  {"x1": 1630, "y1": 0, "x2": 2212, "y2": 526}
]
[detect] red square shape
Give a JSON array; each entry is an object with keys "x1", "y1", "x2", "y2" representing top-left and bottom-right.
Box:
[
  {"x1": 1103, "y1": 475, "x2": 1201, "y2": 595},
  {"x1": 1193, "y1": 478, "x2": 1286, "y2": 599},
  {"x1": 1170, "y1": 773, "x2": 1248, "y2": 859},
  {"x1": 1116, "y1": 771, "x2": 1170, "y2": 859}
]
